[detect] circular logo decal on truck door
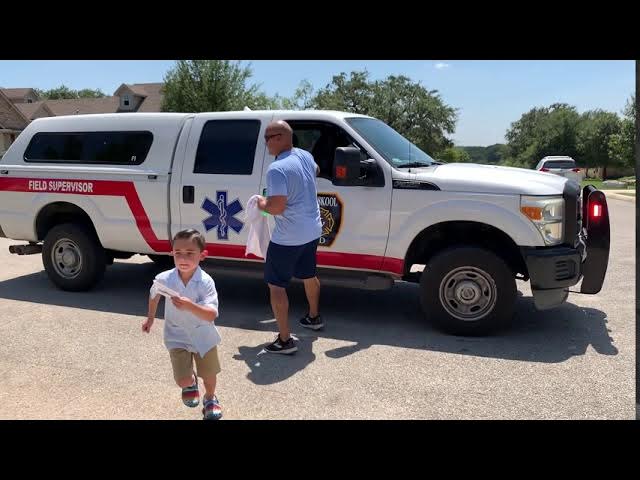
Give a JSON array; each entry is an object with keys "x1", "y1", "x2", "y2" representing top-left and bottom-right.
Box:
[{"x1": 317, "y1": 193, "x2": 343, "y2": 247}]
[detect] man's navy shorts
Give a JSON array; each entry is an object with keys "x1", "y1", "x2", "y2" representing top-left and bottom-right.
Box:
[{"x1": 264, "y1": 238, "x2": 320, "y2": 288}]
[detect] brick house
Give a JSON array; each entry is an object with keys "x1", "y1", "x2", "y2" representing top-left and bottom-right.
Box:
[
  {"x1": 0, "y1": 83, "x2": 164, "y2": 155},
  {"x1": 0, "y1": 89, "x2": 29, "y2": 156}
]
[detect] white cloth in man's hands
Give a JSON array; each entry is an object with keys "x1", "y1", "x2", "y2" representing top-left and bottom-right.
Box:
[{"x1": 245, "y1": 194, "x2": 271, "y2": 259}]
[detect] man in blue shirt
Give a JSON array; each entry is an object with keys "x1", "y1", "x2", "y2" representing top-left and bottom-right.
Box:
[{"x1": 258, "y1": 121, "x2": 324, "y2": 354}]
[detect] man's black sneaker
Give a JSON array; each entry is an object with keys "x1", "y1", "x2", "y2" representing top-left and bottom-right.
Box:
[
  {"x1": 264, "y1": 335, "x2": 298, "y2": 354},
  {"x1": 299, "y1": 314, "x2": 324, "y2": 330}
]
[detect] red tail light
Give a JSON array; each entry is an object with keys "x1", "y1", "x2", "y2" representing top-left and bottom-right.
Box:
[
  {"x1": 591, "y1": 203, "x2": 602, "y2": 219},
  {"x1": 572, "y1": 168, "x2": 580, "y2": 172},
  {"x1": 541, "y1": 168, "x2": 550, "y2": 172}
]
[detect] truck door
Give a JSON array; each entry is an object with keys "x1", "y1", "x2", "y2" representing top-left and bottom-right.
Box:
[
  {"x1": 264, "y1": 116, "x2": 394, "y2": 273},
  {"x1": 178, "y1": 113, "x2": 272, "y2": 259}
]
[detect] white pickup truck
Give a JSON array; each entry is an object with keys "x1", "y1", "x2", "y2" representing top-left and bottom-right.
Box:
[{"x1": 0, "y1": 110, "x2": 610, "y2": 335}]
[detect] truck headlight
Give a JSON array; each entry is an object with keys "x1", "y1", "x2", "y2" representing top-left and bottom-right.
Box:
[{"x1": 520, "y1": 196, "x2": 564, "y2": 245}]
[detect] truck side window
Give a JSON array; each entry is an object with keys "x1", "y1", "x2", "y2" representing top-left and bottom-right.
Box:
[
  {"x1": 286, "y1": 121, "x2": 360, "y2": 180},
  {"x1": 194, "y1": 120, "x2": 260, "y2": 175},
  {"x1": 24, "y1": 131, "x2": 153, "y2": 165}
]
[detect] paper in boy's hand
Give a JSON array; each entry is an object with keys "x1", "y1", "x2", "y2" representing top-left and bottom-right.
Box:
[{"x1": 152, "y1": 280, "x2": 180, "y2": 298}]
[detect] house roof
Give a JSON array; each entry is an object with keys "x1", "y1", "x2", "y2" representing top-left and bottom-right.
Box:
[
  {"x1": 1, "y1": 82, "x2": 164, "y2": 122},
  {"x1": 46, "y1": 97, "x2": 121, "y2": 116},
  {"x1": 0, "y1": 87, "x2": 39, "y2": 101},
  {"x1": 0, "y1": 89, "x2": 30, "y2": 130},
  {"x1": 135, "y1": 83, "x2": 164, "y2": 112},
  {"x1": 114, "y1": 83, "x2": 164, "y2": 112},
  {"x1": 16, "y1": 100, "x2": 53, "y2": 120}
]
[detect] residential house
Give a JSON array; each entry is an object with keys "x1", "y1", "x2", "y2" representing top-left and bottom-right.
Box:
[
  {"x1": 0, "y1": 89, "x2": 29, "y2": 156},
  {"x1": 0, "y1": 83, "x2": 164, "y2": 155},
  {"x1": 113, "y1": 83, "x2": 164, "y2": 112},
  {"x1": 1, "y1": 88, "x2": 40, "y2": 105},
  {"x1": 16, "y1": 101, "x2": 55, "y2": 121}
]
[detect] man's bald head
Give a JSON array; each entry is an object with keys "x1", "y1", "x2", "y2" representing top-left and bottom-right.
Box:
[{"x1": 265, "y1": 120, "x2": 294, "y2": 156}]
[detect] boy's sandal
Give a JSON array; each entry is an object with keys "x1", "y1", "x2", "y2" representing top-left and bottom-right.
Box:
[
  {"x1": 202, "y1": 395, "x2": 222, "y2": 420},
  {"x1": 181, "y1": 374, "x2": 199, "y2": 408}
]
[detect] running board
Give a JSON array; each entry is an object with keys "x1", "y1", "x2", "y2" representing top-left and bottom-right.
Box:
[{"x1": 202, "y1": 258, "x2": 394, "y2": 291}]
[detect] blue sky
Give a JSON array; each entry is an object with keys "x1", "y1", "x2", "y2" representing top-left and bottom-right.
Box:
[{"x1": 0, "y1": 60, "x2": 634, "y2": 146}]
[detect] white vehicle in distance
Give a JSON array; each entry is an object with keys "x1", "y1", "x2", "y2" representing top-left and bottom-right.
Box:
[{"x1": 535, "y1": 156, "x2": 584, "y2": 184}]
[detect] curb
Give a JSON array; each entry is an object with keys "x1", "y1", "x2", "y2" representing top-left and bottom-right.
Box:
[{"x1": 605, "y1": 192, "x2": 635, "y2": 202}]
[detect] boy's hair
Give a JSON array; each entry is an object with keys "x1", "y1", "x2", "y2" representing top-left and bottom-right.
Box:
[{"x1": 172, "y1": 229, "x2": 206, "y2": 251}]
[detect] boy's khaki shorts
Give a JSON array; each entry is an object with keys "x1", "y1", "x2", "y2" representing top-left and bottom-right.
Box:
[{"x1": 169, "y1": 347, "x2": 221, "y2": 382}]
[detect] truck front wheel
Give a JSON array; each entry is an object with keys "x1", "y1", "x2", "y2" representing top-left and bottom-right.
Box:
[
  {"x1": 42, "y1": 223, "x2": 106, "y2": 291},
  {"x1": 420, "y1": 247, "x2": 516, "y2": 336}
]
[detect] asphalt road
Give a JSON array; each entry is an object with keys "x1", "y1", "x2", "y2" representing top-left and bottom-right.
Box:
[{"x1": 0, "y1": 199, "x2": 635, "y2": 419}]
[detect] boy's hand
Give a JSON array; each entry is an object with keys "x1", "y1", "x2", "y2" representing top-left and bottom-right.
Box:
[
  {"x1": 172, "y1": 296, "x2": 194, "y2": 311},
  {"x1": 142, "y1": 318, "x2": 154, "y2": 333}
]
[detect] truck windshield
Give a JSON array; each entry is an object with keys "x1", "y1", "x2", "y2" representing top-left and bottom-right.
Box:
[{"x1": 345, "y1": 117, "x2": 436, "y2": 168}]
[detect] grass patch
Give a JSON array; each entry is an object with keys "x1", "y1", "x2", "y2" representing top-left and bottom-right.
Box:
[
  {"x1": 618, "y1": 176, "x2": 636, "y2": 183},
  {"x1": 581, "y1": 179, "x2": 635, "y2": 190}
]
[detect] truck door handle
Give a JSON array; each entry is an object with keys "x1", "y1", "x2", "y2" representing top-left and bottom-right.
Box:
[{"x1": 183, "y1": 186, "x2": 195, "y2": 204}]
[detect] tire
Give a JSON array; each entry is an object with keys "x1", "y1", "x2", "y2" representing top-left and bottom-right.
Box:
[
  {"x1": 42, "y1": 223, "x2": 106, "y2": 291},
  {"x1": 148, "y1": 254, "x2": 174, "y2": 270},
  {"x1": 420, "y1": 247, "x2": 517, "y2": 336}
]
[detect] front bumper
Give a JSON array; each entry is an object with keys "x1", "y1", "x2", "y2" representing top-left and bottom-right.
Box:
[
  {"x1": 522, "y1": 245, "x2": 583, "y2": 310},
  {"x1": 522, "y1": 184, "x2": 610, "y2": 310}
]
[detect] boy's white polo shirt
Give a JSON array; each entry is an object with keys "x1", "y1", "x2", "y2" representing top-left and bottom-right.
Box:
[{"x1": 150, "y1": 266, "x2": 220, "y2": 357}]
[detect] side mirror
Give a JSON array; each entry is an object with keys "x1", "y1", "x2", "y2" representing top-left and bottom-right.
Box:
[{"x1": 333, "y1": 147, "x2": 362, "y2": 185}]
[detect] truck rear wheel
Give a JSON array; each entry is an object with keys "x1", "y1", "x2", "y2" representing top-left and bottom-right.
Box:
[
  {"x1": 420, "y1": 247, "x2": 516, "y2": 336},
  {"x1": 42, "y1": 223, "x2": 106, "y2": 291}
]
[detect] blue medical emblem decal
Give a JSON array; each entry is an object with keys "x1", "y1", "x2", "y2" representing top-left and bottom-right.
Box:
[{"x1": 202, "y1": 191, "x2": 244, "y2": 240}]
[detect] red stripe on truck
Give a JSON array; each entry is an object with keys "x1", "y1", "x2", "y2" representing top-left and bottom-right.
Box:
[
  {"x1": 205, "y1": 243, "x2": 401, "y2": 274},
  {"x1": 0, "y1": 177, "x2": 405, "y2": 275},
  {"x1": 0, "y1": 177, "x2": 172, "y2": 252}
]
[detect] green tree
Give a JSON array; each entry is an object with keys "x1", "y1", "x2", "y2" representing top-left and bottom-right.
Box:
[
  {"x1": 505, "y1": 103, "x2": 581, "y2": 168},
  {"x1": 607, "y1": 95, "x2": 636, "y2": 172},
  {"x1": 161, "y1": 60, "x2": 276, "y2": 112},
  {"x1": 311, "y1": 71, "x2": 457, "y2": 155},
  {"x1": 485, "y1": 144, "x2": 509, "y2": 164},
  {"x1": 437, "y1": 147, "x2": 472, "y2": 163},
  {"x1": 312, "y1": 71, "x2": 374, "y2": 113},
  {"x1": 459, "y1": 146, "x2": 488, "y2": 163},
  {"x1": 76, "y1": 88, "x2": 106, "y2": 98},
  {"x1": 460, "y1": 144, "x2": 508, "y2": 164},
  {"x1": 278, "y1": 80, "x2": 315, "y2": 110},
  {"x1": 36, "y1": 85, "x2": 106, "y2": 100},
  {"x1": 576, "y1": 109, "x2": 621, "y2": 178}
]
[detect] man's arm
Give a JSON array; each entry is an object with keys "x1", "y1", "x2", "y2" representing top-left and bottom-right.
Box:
[
  {"x1": 259, "y1": 167, "x2": 288, "y2": 215},
  {"x1": 258, "y1": 195, "x2": 287, "y2": 215}
]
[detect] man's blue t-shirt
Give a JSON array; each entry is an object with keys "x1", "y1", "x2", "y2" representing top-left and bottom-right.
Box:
[{"x1": 266, "y1": 147, "x2": 322, "y2": 246}]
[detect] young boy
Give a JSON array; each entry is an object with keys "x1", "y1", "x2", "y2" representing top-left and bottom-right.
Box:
[{"x1": 142, "y1": 229, "x2": 223, "y2": 420}]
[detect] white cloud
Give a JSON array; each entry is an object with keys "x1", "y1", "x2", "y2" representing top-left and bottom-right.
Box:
[{"x1": 434, "y1": 62, "x2": 450, "y2": 70}]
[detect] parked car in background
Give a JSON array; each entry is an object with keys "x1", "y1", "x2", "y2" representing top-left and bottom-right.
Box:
[{"x1": 535, "y1": 156, "x2": 584, "y2": 184}]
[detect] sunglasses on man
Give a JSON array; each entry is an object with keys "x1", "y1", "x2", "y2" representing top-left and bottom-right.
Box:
[{"x1": 264, "y1": 133, "x2": 282, "y2": 142}]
